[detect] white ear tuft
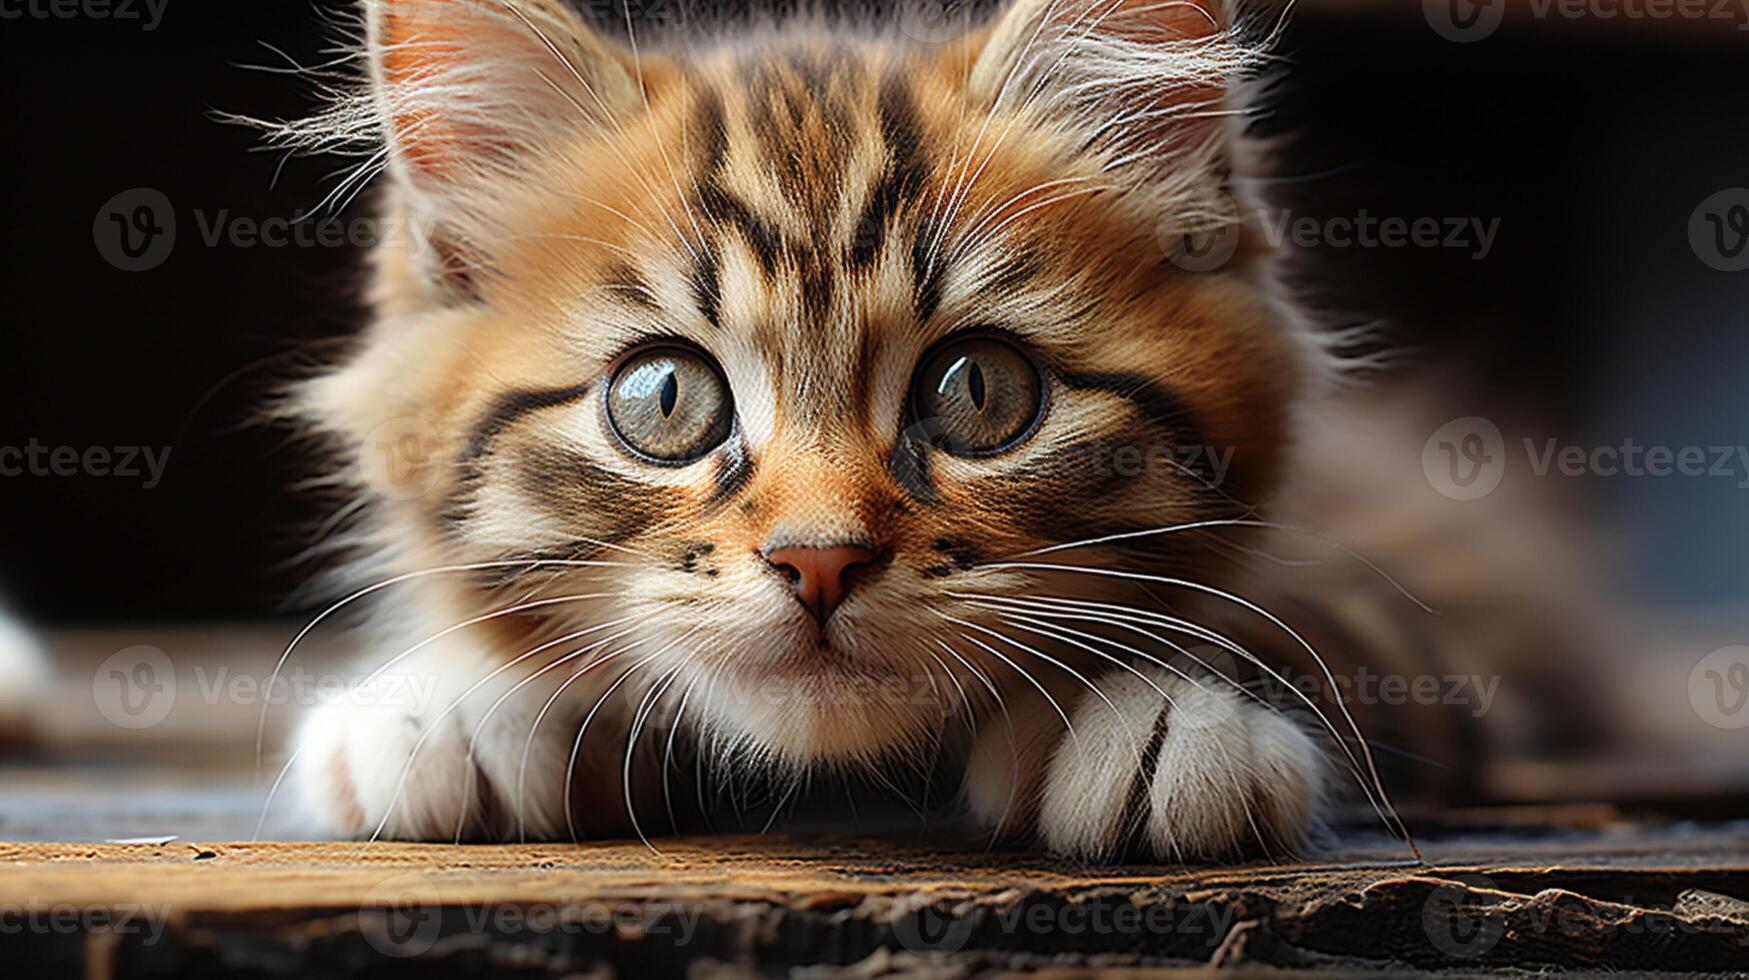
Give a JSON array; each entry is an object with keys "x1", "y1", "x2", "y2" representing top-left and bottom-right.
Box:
[
  {"x1": 969, "y1": 0, "x2": 1274, "y2": 210},
  {"x1": 364, "y1": 0, "x2": 637, "y2": 201},
  {"x1": 253, "y1": 0, "x2": 640, "y2": 299}
]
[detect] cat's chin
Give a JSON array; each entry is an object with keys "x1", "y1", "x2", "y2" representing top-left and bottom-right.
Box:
[{"x1": 696, "y1": 656, "x2": 944, "y2": 766}]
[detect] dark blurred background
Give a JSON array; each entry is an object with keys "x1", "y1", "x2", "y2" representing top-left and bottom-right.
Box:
[{"x1": 2, "y1": 0, "x2": 1747, "y2": 623}]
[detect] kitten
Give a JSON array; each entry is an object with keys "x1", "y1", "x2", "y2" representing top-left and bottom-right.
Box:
[{"x1": 267, "y1": 0, "x2": 1414, "y2": 860}]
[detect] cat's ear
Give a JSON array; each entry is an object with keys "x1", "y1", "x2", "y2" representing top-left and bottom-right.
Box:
[
  {"x1": 966, "y1": 0, "x2": 1260, "y2": 196},
  {"x1": 360, "y1": 0, "x2": 640, "y2": 290}
]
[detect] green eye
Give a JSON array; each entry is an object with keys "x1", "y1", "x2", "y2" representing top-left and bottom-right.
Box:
[
  {"x1": 910, "y1": 337, "x2": 1044, "y2": 456},
  {"x1": 606, "y1": 346, "x2": 734, "y2": 463}
]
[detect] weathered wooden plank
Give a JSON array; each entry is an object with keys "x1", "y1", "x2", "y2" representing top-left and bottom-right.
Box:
[{"x1": 2, "y1": 827, "x2": 1746, "y2": 976}]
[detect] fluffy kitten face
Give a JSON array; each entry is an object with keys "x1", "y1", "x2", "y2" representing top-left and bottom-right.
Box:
[{"x1": 299, "y1": 0, "x2": 1307, "y2": 767}]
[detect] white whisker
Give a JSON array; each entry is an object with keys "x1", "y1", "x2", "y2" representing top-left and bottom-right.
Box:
[
  {"x1": 662, "y1": 666, "x2": 709, "y2": 835},
  {"x1": 624, "y1": 660, "x2": 690, "y2": 853},
  {"x1": 935, "y1": 637, "x2": 1021, "y2": 847},
  {"x1": 995, "y1": 591, "x2": 1386, "y2": 809},
  {"x1": 1013, "y1": 518, "x2": 1435, "y2": 614},
  {"x1": 948, "y1": 625, "x2": 1079, "y2": 751},
  {"x1": 947, "y1": 615, "x2": 1144, "y2": 775},
  {"x1": 511, "y1": 626, "x2": 654, "y2": 842},
  {"x1": 251, "y1": 745, "x2": 302, "y2": 842},
  {"x1": 971, "y1": 568, "x2": 1414, "y2": 854},
  {"x1": 258, "y1": 559, "x2": 635, "y2": 769},
  {"x1": 448, "y1": 616, "x2": 642, "y2": 842},
  {"x1": 563, "y1": 626, "x2": 702, "y2": 842}
]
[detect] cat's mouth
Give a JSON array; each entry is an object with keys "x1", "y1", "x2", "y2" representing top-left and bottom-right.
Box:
[
  {"x1": 687, "y1": 608, "x2": 947, "y2": 762},
  {"x1": 757, "y1": 618, "x2": 901, "y2": 684},
  {"x1": 770, "y1": 629, "x2": 877, "y2": 672}
]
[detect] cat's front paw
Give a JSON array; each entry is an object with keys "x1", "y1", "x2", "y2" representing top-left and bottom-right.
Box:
[
  {"x1": 288, "y1": 653, "x2": 598, "y2": 842},
  {"x1": 293, "y1": 698, "x2": 450, "y2": 839},
  {"x1": 291, "y1": 689, "x2": 519, "y2": 841},
  {"x1": 972, "y1": 667, "x2": 1325, "y2": 863}
]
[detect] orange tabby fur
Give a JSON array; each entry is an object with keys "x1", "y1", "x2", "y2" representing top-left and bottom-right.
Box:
[{"x1": 276, "y1": 0, "x2": 1352, "y2": 861}]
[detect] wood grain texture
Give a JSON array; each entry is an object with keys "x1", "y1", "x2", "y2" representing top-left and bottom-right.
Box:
[{"x1": 3, "y1": 826, "x2": 1747, "y2": 976}]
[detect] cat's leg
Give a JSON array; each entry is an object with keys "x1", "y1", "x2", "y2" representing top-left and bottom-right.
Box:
[
  {"x1": 964, "y1": 665, "x2": 1325, "y2": 862},
  {"x1": 0, "y1": 610, "x2": 48, "y2": 745},
  {"x1": 290, "y1": 636, "x2": 613, "y2": 841},
  {"x1": 961, "y1": 680, "x2": 1073, "y2": 844}
]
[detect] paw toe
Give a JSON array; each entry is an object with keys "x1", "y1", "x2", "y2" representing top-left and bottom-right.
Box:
[
  {"x1": 1141, "y1": 679, "x2": 1322, "y2": 861},
  {"x1": 1038, "y1": 669, "x2": 1169, "y2": 861},
  {"x1": 1033, "y1": 667, "x2": 1324, "y2": 864}
]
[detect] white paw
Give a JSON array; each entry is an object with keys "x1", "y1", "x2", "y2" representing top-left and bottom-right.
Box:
[
  {"x1": 1035, "y1": 666, "x2": 1324, "y2": 863},
  {"x1": 292, "y1": 697, "x2": 473, "y2": 840},
  {"x1": 288, "y1": 643, "x2": 597, "y2": 842},
  {"x1": 0, "y1": 611, "x2": 49, "y2": 742}
]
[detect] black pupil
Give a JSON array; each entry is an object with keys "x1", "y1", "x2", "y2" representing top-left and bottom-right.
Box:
[
  {"x1": 917, "y1": 339, "x2": 1041, "y2": 457},
  {"x1": 659, "y1": 370, "x2": 678, "y2": 418}
]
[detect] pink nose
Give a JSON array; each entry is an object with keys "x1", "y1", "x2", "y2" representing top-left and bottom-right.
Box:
[{"x1": 765, "y1": 545, "x2": 877, "y2": 624}]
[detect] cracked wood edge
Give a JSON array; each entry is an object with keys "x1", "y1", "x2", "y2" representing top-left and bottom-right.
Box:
[{"x1": 3, "y1": 836, "x2": 1747, "y2": 972}]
